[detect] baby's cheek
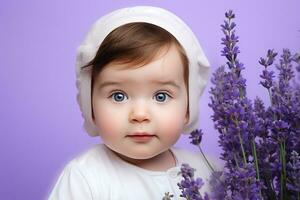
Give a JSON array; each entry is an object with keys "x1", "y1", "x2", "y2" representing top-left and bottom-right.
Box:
[
  {"x1": 162, "y1": 112, "x2": 185, "y2": 135},
  {"x1": 94, "y1": 107, "x2": 123, "y2": 135}
]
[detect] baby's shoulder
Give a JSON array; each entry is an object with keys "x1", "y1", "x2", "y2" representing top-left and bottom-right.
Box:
[
  {"x1": 48, "y1": 144, "x2": 112, "y2": 199},
  {"x1": 66, "y1": 144, "x2": 114, "y2": 193},
  {"x1": 71, "y1": 144, "x2": 106, "y2": 165},
  {"x1": 67, "y1": 144, "x2": 113, "y2": 177}
]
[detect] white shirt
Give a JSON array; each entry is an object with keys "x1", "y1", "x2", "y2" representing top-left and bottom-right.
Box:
[{"x1": 48, "y1": 144, "x2": 215, "y2": 200}]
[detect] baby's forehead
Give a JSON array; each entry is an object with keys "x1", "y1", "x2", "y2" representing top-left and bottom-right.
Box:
[
  {"x1": 96, "y1": 61, "x2": 185, "y2": 86},
  {"x1": 97, "y1": 76, "x2": 182, "y2": 91}
]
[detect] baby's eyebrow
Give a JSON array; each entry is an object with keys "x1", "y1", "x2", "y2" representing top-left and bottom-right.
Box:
[
  {"x1": 98, "y1": 80, "x2": 181, "y2": 90},
  {"x1": 151, "y1": 80, "x2": 181, "y2": 89}
]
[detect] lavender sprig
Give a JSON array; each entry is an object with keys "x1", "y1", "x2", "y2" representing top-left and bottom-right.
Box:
[
  {"x1": 177, "y1": 163, "x2": 210, "y2": 200},
  {"x1": 189, "y1": 129, "x2": 216, "y2": 173},
  {"x1": 209, "y1": 10, "x2": 266, "y2": 199},
  {"x1": 259, "y1": 49, "x2": 277, "y2": 91}
]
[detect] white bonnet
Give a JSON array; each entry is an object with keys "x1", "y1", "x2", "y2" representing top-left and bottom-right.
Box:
[{"x1": 75, "y1": 6, "x2": 210, "y2": 136}]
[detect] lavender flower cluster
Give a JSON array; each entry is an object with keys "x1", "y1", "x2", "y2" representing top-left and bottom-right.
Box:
[
  {"x1": 177, "y1": 163, "x2": 210, "y2": 200},
  {"x1": 163, "y1": 10, "x2": 300, "y2": 200},
  {"x1": 207, "y1": 10, "x2": 300, "y2": 200}
]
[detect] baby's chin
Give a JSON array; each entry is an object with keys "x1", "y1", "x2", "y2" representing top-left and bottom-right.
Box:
[
  {"x1": 112, "y1": 147, "x2": 161, "y2": 160},
  {"x1": 119, "y1": 153, "x2": 155, "y2": 162},
  {"x1": 109, "y1": 145, "x2": 167, "y2": 161}
]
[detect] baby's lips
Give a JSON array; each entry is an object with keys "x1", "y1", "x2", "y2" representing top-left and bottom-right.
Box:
[{"x1": 127, "y1": 132, "x2": 155, "y2": 136}]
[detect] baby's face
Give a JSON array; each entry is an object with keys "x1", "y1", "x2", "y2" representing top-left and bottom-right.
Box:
[{"x1": 92, "y1": 44, "x2": 188, "y2": 160}]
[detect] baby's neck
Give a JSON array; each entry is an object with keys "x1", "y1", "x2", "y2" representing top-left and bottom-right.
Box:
[{"x1": 114, "y1": 149, "x2": 176, "y2": 172}]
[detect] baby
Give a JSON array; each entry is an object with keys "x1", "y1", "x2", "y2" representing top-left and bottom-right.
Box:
[{"x1": 48, "y1": 6, "x2": 212, "y2": 199}]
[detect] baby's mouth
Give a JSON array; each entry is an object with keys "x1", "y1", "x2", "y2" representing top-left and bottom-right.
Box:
[{"x1": 126, "y1": 132, "x2": 156, "y2": 142}]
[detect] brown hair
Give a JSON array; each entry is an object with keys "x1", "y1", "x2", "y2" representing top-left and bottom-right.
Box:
[{"x1": 81, "y1": 22, "x2": 189, "y2": 118}]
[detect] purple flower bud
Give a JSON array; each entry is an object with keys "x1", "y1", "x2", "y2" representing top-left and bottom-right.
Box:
[
  {"x1": 225, "y1": 10, "x2": 235, "y2": 19},
  {"x1": 259, "y1": 49, "x2": 277, "y2": 68},
  {"x1": 259, "y1": 69, "x2": 275, "y2": 89},
  {"x1": 259, "y1": 58, "x2": 267, "y2": 67},
  {"x1": 189, "y1": 129, "x2": 203, "y2": 146}
]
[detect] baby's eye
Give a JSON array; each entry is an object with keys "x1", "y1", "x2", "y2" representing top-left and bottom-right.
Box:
[
  {"x1": 109, "y1": 91, "x2": 128, "y2": 102},
  {"x1": 154, "y1": 92, "x2": 172, "y2": 103}
]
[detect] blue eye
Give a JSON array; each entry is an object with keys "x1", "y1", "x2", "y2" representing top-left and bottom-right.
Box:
[
  {"x1": 154, "y1": 92, "x2": 171, "y2": 102},
  {"x1": 110, "y1": 92, "x2": 127, "y2": 102},
  {"x1": 109, "y1": 91, "x2": 171, "y2": 103}
]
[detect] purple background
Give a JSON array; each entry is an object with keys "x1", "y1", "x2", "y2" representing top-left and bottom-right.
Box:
[{"x1": 1, "y1": 0, "x2": 299, "y2": 199}]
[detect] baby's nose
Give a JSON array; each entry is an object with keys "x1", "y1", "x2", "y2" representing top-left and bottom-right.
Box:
[{"x1": 129, "y1": 101, "x2": 150, "y2": 123}]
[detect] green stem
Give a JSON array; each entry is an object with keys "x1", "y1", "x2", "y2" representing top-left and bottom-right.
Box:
[
  {"x1": 197, "y1": 145, "x2": 216, "y2": 173},
  {"x1": 234, "y1": 154, "x2": 240, "y2": 168},
  {"x1": 267, "y1": 88, "x2": 273, "y2": 106},
  {"x1": 232, "y1": 119, "x2": 247, "y2": 165},
  {"x1": 252, "y1": 140, "x2": 260, "y2": 180},
  {"x1": 252, "y1": 140, "x2": 262, "y2": 198},
  {"x1": 237, "y1": 130, "x2": 247, "y2": 164},
  {"x1": 283, "y1": 141, "x2": 287, "y2": 182}
]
